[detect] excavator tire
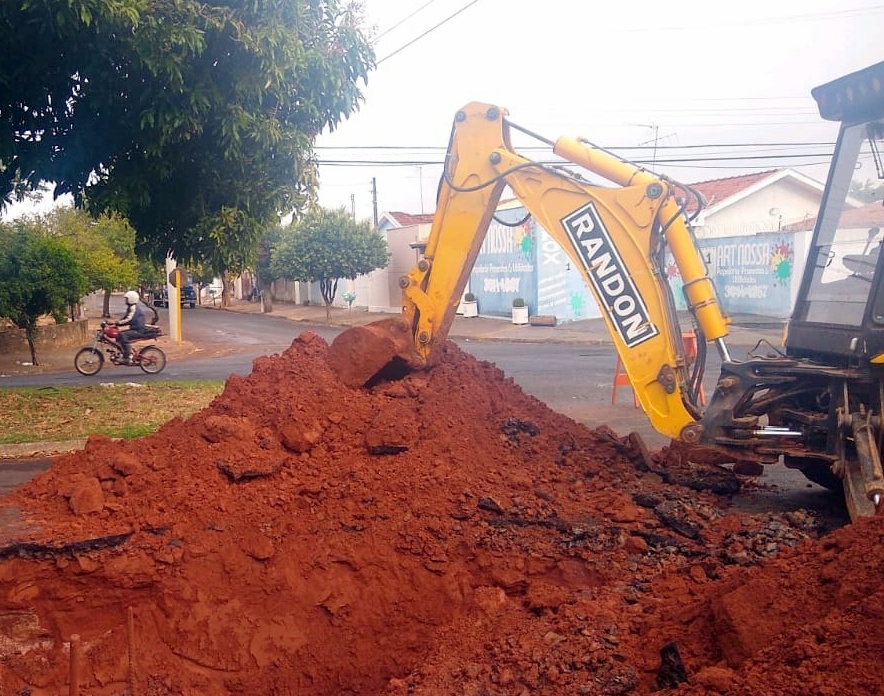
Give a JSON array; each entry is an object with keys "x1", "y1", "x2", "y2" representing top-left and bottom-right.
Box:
[{"x1": 327, "y1": 317, "x2": 418, "y2": 388}]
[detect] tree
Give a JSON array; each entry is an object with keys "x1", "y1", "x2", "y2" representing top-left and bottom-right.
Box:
[
  {"x1": 255, "y1": 226, "x2": 285, "y2": 313},
  {"x1": 849, "y1": 179, "x2": 884, "y2": 204},
  {"x1": 40, "y1": 208, "x2": 139, "y2": 317},
  {"x1": 137, "y1": 259, "x2": 166, "y2": 299},
  {"x1": 0, "y1": 222, "x2": 87, "y2": 365},
  {"x1": 0, "y1": 0, "x2": 375, "y2": 273},
  {"x1": 269, "y1": 206, "x2": 388, "y2": 320},
  {"x1": 189, "y1": 206, "x2": 263, "y2": 308}
]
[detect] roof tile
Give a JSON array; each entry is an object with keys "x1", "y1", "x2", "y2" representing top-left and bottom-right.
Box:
[
  {"x1": 683, "y1": 170, "x2": 779, "y2": 212},
  {"x1": 386, "y1": 211, "x2": 436, "y2": 227}
]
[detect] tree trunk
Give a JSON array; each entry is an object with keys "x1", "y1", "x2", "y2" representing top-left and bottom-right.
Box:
[
  {"x1": 25, "y1": 324, "x2": 39, "y2": 366},
  {"x1": 260, "y1": 283, "x2": 273, "y2": 313},
  {"x1": 102, "y1": 289, "x2": 112, "y2": 318},
  {"x1": 320, "y1": 278, "x2": 337, "y2": 322}
]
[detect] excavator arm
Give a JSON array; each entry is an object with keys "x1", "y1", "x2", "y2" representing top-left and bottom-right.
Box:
[
  {"x1": 330, "y1": 102, "x2": 731, "y2": 441},
  {"x1": 327, "y1": 66, "x2": 884, "y2": 523}
]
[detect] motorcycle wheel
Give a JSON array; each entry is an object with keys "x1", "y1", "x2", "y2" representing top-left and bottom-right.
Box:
[
  {"x1": 74, "y1": 347, "x2": 104, "y2": 376},
  {"x1": 138, "y1": 346, "x2": 167, "y2": 374}
]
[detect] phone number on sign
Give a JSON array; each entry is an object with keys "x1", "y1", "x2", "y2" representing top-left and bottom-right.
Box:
[{"x1": 724, "y1": 284, "x2": 768, "y2": 299}]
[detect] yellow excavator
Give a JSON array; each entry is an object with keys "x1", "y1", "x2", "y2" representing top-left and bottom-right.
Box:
[{"x1": 328, "y1": 61, "x2": 884, "y2": 521}]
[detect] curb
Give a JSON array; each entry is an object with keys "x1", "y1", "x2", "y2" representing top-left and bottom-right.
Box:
[{"x1": 0, "y1": 439, "x2": 87, "y2": 461}]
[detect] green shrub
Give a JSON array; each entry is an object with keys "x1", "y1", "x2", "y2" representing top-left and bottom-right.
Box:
[{"x1": 512, "y1": 297, "x2": 526, "y2": 307}]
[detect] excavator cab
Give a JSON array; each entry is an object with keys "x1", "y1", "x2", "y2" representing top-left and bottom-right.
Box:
[
  {"x1": 712, "y1": 61, "x2": 884, "y2": 521},
  {"x1": 786, "y1": 62, "x2": 884, "y2": 364}
]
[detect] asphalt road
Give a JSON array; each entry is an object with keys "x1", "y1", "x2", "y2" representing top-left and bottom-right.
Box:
[
  {"x1": 0, "y1": 306, "x2": 710, "y2": 446},
  {"x1": 1, "y1": 306, "x2": 850, "y2": 527}
]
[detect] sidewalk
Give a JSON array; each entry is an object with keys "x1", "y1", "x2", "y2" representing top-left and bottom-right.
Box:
[
  {"x1": 0, "y1": 300, "x2": 787, "y2": 379},
  {"x1": 213, "y1": 298, "x2": 787, "y2": 350}
]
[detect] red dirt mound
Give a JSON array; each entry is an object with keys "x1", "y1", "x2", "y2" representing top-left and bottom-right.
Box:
[{"x1": 0, "y1": 332, "x2": 881, "y2": 695}]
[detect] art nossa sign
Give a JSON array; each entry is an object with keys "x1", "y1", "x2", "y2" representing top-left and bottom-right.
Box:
[{"x1": 561, "y1": 202, "x2": 659, "y2": 348}]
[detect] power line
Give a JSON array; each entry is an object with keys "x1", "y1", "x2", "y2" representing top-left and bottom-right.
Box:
[
  {"x1": 316, "y1": 151, "x2": 837, "y2": 167},
  {"x1": 664, "y1": 160, "x2": 833, "y2": 171},
  {"x1": 375, "y1": 3, "x2": 884, "y2": 63},
  {"x1": 376, "y1": 0, "x2": 443, "y2": 40},
  {"x1": 377, "y1": 0, "x2": 484, "y2": 64},
  {"x1": 314, "y1": 142, "x2": 839, "y2": 164},
  {"x1": 315, "y1": 141, "x2": 837, "y2": 152}
]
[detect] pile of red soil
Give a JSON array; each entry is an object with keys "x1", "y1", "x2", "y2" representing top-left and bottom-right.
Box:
[{"x1": 0, "y1": 332, "x2": 881, "y2": 695}]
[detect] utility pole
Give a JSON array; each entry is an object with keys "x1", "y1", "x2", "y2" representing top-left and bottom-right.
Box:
[
  {"x1": 371, "y1": 177, "x2": 378, "y2": 228},
  {"x1": 350, "y1": 193, "x2": 355, "y2": 220}
]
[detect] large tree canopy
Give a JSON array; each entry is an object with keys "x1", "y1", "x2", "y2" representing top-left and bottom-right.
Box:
[{"x1": 0, "y1": 0, "x2": 375, "y2": 265}]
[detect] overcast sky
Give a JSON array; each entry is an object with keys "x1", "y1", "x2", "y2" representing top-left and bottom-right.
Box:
[
  {"x1": 315, "y1": 0, "x2": 884, "y2": 221},
  {"x1": 3, "y1": 0, "x2": 881, "y2": 224}
]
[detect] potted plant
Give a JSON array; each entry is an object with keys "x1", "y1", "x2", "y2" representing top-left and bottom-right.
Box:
[
  {"x1": 511, "y1": 297, "x2": 529, "y2": 325},
  {"x1": 461, "y1": 292, "x2": 478, "y2": 318}
]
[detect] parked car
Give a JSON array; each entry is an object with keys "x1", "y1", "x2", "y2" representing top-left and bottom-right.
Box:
[{"x1": 151, "y1": 285, "x2": 197, "y2": 308}]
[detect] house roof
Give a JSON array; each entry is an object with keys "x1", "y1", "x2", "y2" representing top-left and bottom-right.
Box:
[
  {"x1": 686, "y1": 170, "x2": 778, "y2": 210},
  {"x1": 682, "y1": 168, "x2": 826, "y2": 216},
  {"x1": 782, "y1": 200, "x2": 884, "y2": 232},
  {"x1": 382, "y1": 211, "x2": 436, "y2": 227},
  {"x1": 383, "y1": 198, "x2": 528, "y2": 227}
]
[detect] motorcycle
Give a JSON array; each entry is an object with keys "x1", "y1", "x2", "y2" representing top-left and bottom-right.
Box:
[{"x1": 74, "y1": 321, "x2": 167, "y2": 376}]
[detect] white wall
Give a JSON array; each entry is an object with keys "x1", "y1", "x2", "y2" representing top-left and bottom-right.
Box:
[
  {"x1": 367, "y1": 222, "x2": 432, "y2": 313},
  {"x1": 696, "y1": 179, "x2": 821, "y2": 239}
]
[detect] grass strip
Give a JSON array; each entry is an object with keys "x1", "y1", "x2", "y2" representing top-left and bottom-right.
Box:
[{"x1": 0, "y1": 381, "x2": 225, "y2": 444}]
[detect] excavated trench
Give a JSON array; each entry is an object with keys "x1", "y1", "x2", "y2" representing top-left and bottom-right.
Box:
[{"x1": 0, "y1": 331, "x2": 881, "y2": 695}]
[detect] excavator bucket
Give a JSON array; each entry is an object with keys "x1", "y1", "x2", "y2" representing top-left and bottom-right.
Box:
[{"x1": 327, "y1": 317, "x2": 420, "y2": 388}]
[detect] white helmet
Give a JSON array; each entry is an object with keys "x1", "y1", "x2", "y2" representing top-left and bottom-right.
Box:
[{"x1": 124, "y1": 290, "x2": 140, "y2": 305}]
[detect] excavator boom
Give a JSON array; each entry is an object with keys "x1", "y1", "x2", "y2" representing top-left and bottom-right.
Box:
[
  {"x1": 329, "y1": 64, "x2": 884, "y2": 523},
  {"x1": 329, "y1": 102, "x2": 729, "y2": 440}
]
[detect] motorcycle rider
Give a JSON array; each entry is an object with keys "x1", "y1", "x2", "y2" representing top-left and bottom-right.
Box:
[{"x1": 113, "y1": 290, "x2": 157, "y2": 364}]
